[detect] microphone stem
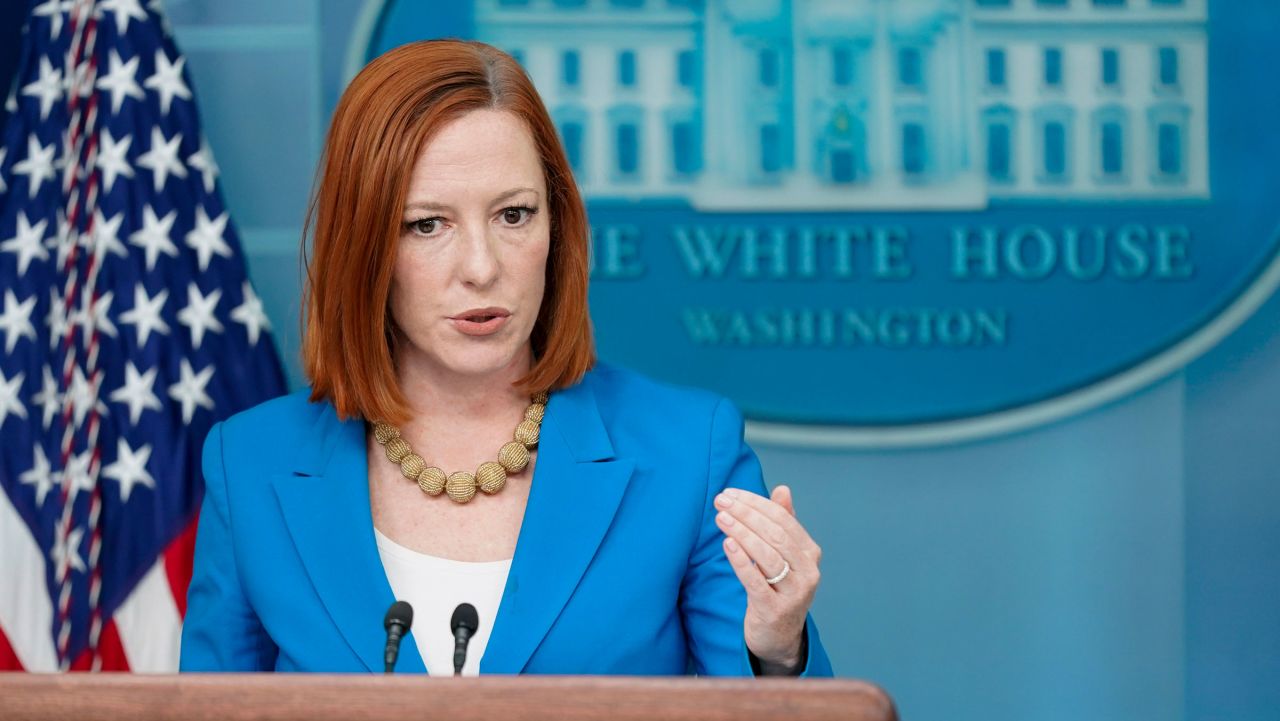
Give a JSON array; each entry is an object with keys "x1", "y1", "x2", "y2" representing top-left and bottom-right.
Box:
[
  {"x1": 385, "y1": 626, "x2": 404, "y2": 674},
  {"x1": 453, "y1": 627, "x2": 472, "y2": 676}
]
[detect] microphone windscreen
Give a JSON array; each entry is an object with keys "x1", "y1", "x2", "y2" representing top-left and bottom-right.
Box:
[
  {"x1": 451, "y1": 602, "x2": 479, "y2": 633},
  {"x1": 385, "y1": 600, "x2": 414, "y2": 631}
]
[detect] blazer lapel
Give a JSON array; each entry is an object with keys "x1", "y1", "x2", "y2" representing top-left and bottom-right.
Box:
[
  {"x1": 480, "y1": 379, "x2": 635, "y2": 674},
  {"x1": 270, "y1": 407, "x2": 427, "y2": 674}
]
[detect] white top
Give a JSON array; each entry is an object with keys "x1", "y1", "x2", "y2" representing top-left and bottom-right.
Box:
[{"x1": 374, "y1": 528, "x2": 512, "y2": 676}]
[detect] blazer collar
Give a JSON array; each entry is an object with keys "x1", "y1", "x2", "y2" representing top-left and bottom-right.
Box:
[
  {"x1": 270, "y1": 408, "x2": 426, "y2": 674},
  {"x1": 271, "y1": 371, "x2": 634, "y2": 675},
  {"x1": 481, "y1": 374, "x2": 635, "y2": 674}
]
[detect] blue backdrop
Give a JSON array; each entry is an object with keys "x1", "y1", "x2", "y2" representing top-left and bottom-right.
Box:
[{"x1": 55, "y1": 0, "x2": 1275, "y2": 718}]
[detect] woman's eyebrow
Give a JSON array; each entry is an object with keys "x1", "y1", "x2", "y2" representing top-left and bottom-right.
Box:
[
  {"x1": 403, "y1": 187, "x2": 540, "y2": 213},
  {"x1": 489, "y1": 187, "x2": 539, "y2": 205}
]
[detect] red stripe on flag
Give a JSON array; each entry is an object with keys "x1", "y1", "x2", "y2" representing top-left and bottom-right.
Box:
[
  {"x1": 68, "y1": 619, "x2": 129, "y2": 672},
  {"x1": 164, "y1": 514, "x2": 199, "y2": 618},
  {"x1": 0, "y1": 625, "x2": 24, "y2": 671}
]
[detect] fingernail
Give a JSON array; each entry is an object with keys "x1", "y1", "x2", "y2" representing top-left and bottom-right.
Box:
[
  {"x1": 725, "y1": 538, "x2": 740, "y2": 553},
  {"x1": 717, "y1": 512, "x2": 735, "y2": 527},
  {"x1": 715, "y1": 493, "x2": 734, "y2": 507}
]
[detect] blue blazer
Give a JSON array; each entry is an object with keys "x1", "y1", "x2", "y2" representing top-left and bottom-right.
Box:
[{"x1": 179, "y1": 363, "x2": 832, "y2": 676}]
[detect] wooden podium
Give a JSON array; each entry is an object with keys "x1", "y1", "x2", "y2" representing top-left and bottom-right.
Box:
[{"x1": 1, "y1": 674, "x2": 896, "y2": 721}]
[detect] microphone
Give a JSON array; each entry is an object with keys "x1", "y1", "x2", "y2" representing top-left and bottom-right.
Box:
[
  {"x1": 383, "y1": 600, "x2": 414, "y2": 673},
  {"x1": 450, "y1": 603, "x2": 479, "y2": 676}
]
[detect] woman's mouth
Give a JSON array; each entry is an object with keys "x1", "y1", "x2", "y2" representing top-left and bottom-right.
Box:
[{"x1": 449, "y1": 308, "x2": 511, "y2": 336}]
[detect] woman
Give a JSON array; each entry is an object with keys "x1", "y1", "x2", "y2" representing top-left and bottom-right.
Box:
[{"x1": 179, "y1": 39, "x2": 831, "y2": 677}]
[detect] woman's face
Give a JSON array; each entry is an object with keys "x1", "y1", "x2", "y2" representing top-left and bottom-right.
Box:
[{"x1": 389, "y1": 109, "x2": 551, "y2": 382}]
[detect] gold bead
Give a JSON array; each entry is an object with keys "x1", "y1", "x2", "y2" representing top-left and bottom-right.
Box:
[
  {"x1": 524, "y1": 403, "x2": 545, "y2": 423},
  {"x1": 417, "y1": 467, "x2": 446, "y2": 496},
  {"x1": 515, "y1": 418, "x2": 540, "y2": 447},
  {"x1": 373, "y1": 423, "x2": 400, "y2": 445},
  {"x1": 532, "y1": 391, "x2": 549, "y2": 405},
  {"x1": 446, "y1": 471, "x2": 477, "y2": 503},
  {"x1": 384, "y1": 437, "x2": 411, "y2": 463},
  {"x1": 498, "y1": 441, "x2": 529, "y2": 473},
  {"x1": 399, "y1": 454, "x2": 426, "y2": 480},
  {"x1": 476, "y1": 461, "x2": 507, "y2": 494}
]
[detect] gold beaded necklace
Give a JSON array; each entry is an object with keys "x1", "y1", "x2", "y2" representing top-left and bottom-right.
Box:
[{"x1": 372, "y1": 391, "x2": 547, "y2": 504}]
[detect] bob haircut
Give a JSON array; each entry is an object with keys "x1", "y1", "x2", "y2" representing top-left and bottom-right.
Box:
[{"x1": 301, "y1": 39, "x2": 595, "y2": 425}]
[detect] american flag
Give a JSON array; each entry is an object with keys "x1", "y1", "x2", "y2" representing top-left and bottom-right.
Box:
[{"x1": 0, "y1": 0, "x2": 286, "y2": 671}]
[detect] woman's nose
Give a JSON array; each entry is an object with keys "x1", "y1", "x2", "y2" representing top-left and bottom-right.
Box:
[{"x1": 456, "y1": 223, "x2": 500, "y2": 289}]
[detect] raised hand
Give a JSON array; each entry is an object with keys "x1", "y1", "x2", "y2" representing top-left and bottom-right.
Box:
[{"x1": 714, "y1": 485, "x2": 821, "y2": 674}]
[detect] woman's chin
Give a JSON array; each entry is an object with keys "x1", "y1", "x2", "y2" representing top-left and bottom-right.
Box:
[
  {"x1": 438, "y1": 346, "x2": 530, "y2": 379},
  {"x1": 395, "y1": 333, "x2": 533, "y2": 381}
]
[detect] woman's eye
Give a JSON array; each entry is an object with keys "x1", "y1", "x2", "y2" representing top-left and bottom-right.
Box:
[
  {"x1": 500, "y1": 206, "x2": 536, "y2": 226},
  {"x1": 408, "y1": 218, "x2": 441, "y2": 236}
]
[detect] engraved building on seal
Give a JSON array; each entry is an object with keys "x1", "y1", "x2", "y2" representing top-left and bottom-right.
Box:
[{"x1": 474, "y1": 0, "x2": 1208, "y2": 209}]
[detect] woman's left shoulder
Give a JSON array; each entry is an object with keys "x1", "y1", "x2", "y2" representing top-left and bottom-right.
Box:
[
  {"x1": 573, "y1": 362, "x2": 743, "y2": 449},
  {"x1": 583, "y1": 361, "x2": 725, "y2": 414}
]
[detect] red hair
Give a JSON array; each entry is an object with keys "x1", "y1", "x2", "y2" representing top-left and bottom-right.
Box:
[{"x1": 301, "y1": 40, "x2": 595, "y2": 424}]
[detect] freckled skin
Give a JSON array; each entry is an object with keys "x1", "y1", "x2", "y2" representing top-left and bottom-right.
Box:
[{"x1": 389, "y1": 109, "x2": 551, "y2": 385}]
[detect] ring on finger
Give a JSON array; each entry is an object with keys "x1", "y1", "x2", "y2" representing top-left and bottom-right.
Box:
[{"x1": 765, "y1": 560, "x2": 791, "y2": 585}]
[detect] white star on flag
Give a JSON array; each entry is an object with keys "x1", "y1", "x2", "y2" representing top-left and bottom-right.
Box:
[
  {"x1": 21, "y1": 56, "x2": 63, "y2": 121},
  {"x1": 168, "y1": 358, "x2": 215, "y2": 424},
  {"x1": 185, "y1": 206, "x2": 232, "y2": 272},
  {"x1": 0, "y1": 147, "x2": 6, "y2": 194},
  {"x1": 67, "y1": 366, "x2": 106, "y2": 429},
  {"x1": 51, "y1": 526, "x2": 87, "y2": 575},
  {"x1": 45, "y1": 288, "x2": 69, "y2": 350},
  {"x1": 31, "y1": 0, "x2": 70, "y2": 40},
  {"x1": 97, "y1": 130, "x2": 134, "y2": 193},
  {"x1": 187, "y1": 136, "x2": 219, "y2": 193},
  {"x1": 128, "y1": 205, "x2": 179, "y2": 271},
  {"x1": 0, "y1": 370, "x2": 28, "y2": 428},
  {"x1": 119, "y1": 285, "x2": 170, "y2": 345},
  {"x1": 45, "y1": 209, "x2": 75, "y2": 269},
  {"x1": 135, "y1": 126, "x2": 187, "y2": 191},
  {"x1": 231, "y1": 281, "x2": 271, "y2": 346},
  {"x1": 176, "y1": 283, "x2": 223, "y2": 349},
  {"x1": 98, "y1": 0, "x2": 149, "y2": 35},
  {"x1": 12, "y1": 135, "x2": 57, "y2": 199},
  {"x1": 96, "y1": 49, "x2": 145, "y2": 115},
  {"x1": 1, "y1": 211, "x2": 50, "y2": 275},
  {"x1": 102, "y1": 438, "x2": 156, "y2": 503},
  {"x1": 88, "y1": 209, "x2": 130, "y2": 261},
  {"x1": 32, "y1": 366, "x2": 61, "y2": 429},
  {"x1": 0, "y1": 290, "x2": 38, "y2": 354},
  {"x1": 144, "y1": 50, "x2": 191, "y2": 115},
  {"x1": 19, "y1": 443, "x2": 59, "y2": 508},
  {"x1": 71, "y1": 290, "x2": 118, "y2": 339},
  {"x1": 62, "y1": 449, "x2": 98, "y2": 504},
  {"x1": 109, "y1": 361, "x2": 163, "y2": 425}
]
